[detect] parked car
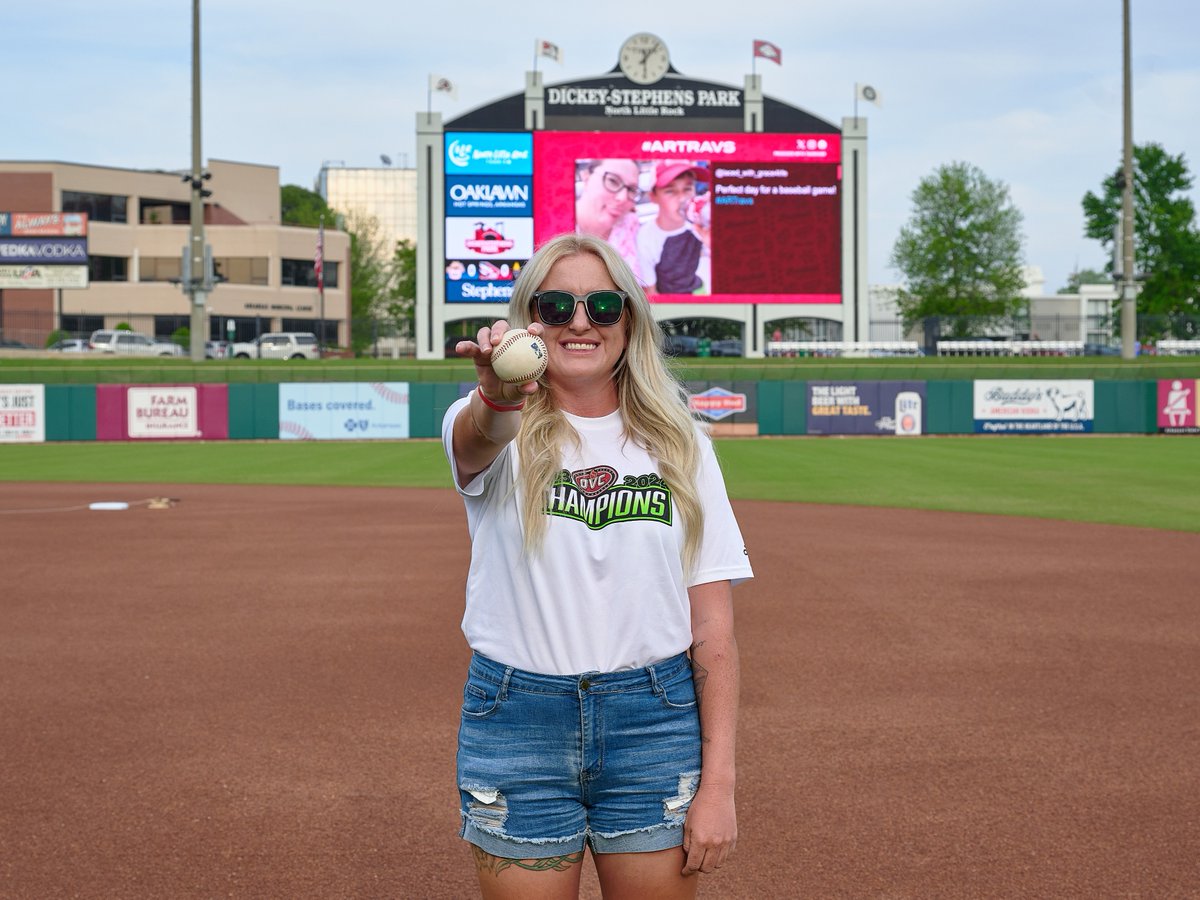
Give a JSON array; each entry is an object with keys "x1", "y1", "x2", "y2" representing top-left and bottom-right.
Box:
[
  {"x1": 709, "y1": 339, "x2": 744, "y2": 357},
  {"x1": 662, "y1": 334, "x2": 700, "y2": 357},
  {"x1": 1083, "y1": 342, "x2": 1121, "y2": 357},
  {"x1": 0, "y1": 338, "x2": 34, "y2": 349},
  {"x1": 205, "y1": 340, "x2": 230, "y2": 359},
  {"x1": 89, "y1": 330, "x2": 184, "y2": 357},
  {"x1": 230, "y1": 332, "x2": 320, "y2": 360},
  {"x1": 48, "y1": 338, "x2": 91, "y2": 352}
]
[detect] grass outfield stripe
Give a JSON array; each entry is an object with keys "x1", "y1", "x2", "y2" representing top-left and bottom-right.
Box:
[{"x1": 0, "y1": 437, "x2": 1196, "y2": 532}]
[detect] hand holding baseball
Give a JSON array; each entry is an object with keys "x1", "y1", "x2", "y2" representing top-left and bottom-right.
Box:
[{"x1": 455, "y1": 320, "x2": 546, "y2": 404}]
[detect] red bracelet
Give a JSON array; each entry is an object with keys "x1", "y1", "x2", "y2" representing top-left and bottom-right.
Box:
[{"x1": 477, "y1": 385, "x2": 525, "y2": 412}]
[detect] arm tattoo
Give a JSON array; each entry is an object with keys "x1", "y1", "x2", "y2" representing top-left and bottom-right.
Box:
[
  {"x1": 472, "y1": 845, "x2": 585, "y2": 875},
  {"x1": 690, "y1": 641, "x2": 709, "y2": 703}
]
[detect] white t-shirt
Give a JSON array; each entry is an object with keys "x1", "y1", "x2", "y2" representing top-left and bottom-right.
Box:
[
  {"x1": 636, "y1": 220, "x2": 711, "y2": 294},
  {"x1": 442, "y1": 398, "x2": 753, "y2": 675}
]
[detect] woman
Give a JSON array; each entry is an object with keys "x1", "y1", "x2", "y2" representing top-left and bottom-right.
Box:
[
  {"x1": 574, "y1": 159, "x2": 645, "y2": 284},
  {"x1": 443, "y1": 233, "x2": 752, "y2": 899}
]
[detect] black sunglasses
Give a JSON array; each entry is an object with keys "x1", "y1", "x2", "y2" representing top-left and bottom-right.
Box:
[{"x1": 531, "y1": 290, "x2": 627, "y2": 327}]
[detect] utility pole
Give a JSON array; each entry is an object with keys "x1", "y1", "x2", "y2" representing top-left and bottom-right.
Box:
[
  {"x1": 1120, "y1": 0, "x2": 1137, "y2": 359},
  {"x1": 186, "y1": 0, "x2": 208, "y2": 362}
]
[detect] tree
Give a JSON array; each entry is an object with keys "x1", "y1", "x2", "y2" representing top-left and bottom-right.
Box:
[
  {"x1": 890, "y1": 161, "x2": 1026, "y2": 337},
  {"x1": 1082, "y1": 143, "x2": 1200, "y2": 337},
  {"x1": 280, "y1": 184, "x2": 338, "y2": 228},
  {"x1": 1057, "y1": 268, "x2": 1110, "y2": 294},
  {"x1": 386, "y1": 239, "x2": 417, "y2": 339},
  {"x1": 344, "y1": 210, "x2": 395, "y2": 355}
]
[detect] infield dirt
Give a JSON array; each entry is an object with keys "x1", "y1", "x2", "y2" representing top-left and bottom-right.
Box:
[{"x1": 2, "y1": 483, "x2": 1197, "y2": 898}]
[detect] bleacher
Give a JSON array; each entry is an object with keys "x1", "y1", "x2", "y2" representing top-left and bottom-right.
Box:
[
  {"x1": 936, "y1": 340, "x2": 1084, "y2": 357},
  {"x1": 766, "y1": 341, "x2": 922, "y2": 358},
  {"x1": 1157, "y1": 340, "x2": 1200, "y2": 356}
]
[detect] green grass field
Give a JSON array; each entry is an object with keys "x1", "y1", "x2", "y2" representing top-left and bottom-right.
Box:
[{"x1": 2, "y1": 436, "x2": 1195, "y2": 533}]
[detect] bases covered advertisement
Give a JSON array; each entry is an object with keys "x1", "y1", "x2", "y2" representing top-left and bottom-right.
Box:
[
  {"x1": 806, "y1": 381, "x2": 925, "y2": 436},
  {"x1": 279, "y1": 383, "x2": 410, "y2": 440}
]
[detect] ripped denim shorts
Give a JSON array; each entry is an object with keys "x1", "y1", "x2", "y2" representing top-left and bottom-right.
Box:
[{"x1": 457, "y1": 650, "x2": 702, "y2": 858}]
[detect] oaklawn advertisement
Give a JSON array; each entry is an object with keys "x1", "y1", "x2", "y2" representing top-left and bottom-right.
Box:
[{"x1": 974, "y1": 380, "x2": 1094, "y2": 433}]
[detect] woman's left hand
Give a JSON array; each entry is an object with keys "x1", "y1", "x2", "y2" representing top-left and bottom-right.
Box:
[{"x1": 681, "y1": 782, "x2": 737, "y2": 875}]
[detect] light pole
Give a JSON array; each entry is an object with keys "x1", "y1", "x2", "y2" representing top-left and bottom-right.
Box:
[
  {"x1": 1120, "y1": 0, "x2": 1137, "y2": 359},
  {"x1": 185, "y1": 0, "x2": 209, "y2": 362}
]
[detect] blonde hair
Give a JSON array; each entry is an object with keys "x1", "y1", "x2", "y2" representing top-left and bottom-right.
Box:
[{"x1": 506, "y1": 233, "x2": 705, "y2": 575}]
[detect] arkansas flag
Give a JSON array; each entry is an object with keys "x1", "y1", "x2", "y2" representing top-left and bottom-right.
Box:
[
  {"x1": 429, "y1": 74, "x2": 458, "y2": 100},
  {"x1": 753, "y1": 40, "x2": 782, "y2": 65},
  {"x1": 537, "y1": 39, "x2": 563, "y2": 63}
]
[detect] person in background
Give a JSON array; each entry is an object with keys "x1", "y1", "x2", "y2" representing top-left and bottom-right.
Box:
[
  {"x1": 636, "y1": 162, "x2": 711, "y2": 295},
  {"x1": 444, "y1": 232, "x2": 752, "y2": 899},
  {"x1": 574, "y1": 159, "x2": 645, "y2": 284}
]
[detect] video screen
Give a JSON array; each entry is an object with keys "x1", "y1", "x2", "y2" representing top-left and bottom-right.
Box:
[
  {"x1": 534, "y1": 131, "x2": 841, "y2": 304},
  {"x1": 441, "y1": 130, "x2": 841, "y2": 305}
]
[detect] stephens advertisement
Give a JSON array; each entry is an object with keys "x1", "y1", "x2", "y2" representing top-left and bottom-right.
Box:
[
  {"x1": 533, "y1": 131, "x2": 840, "y2": 303},
  {"x1": 0, "y1": 384, "x2": 45, "y2": 443},
  {"x1": 1158, "y1": 379, "x2": 1199, "y2": 434},
  {"x1": 279, "y1": 383, "x2": 410, "y2": 440},
  {"x1": 807, "y1": 381, "x2": 926, "y2": 436},
  {"x1": 973, "y1": 380, "x2": 1095, "y2": 433}
]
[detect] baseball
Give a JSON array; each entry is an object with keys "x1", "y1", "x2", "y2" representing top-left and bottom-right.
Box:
[{"x1": 490, "y1": 328, "x2": 549, "y2": 384}]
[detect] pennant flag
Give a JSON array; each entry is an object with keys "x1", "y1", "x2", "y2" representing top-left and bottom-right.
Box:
[
  {"x1": 856, "y1": 83, "x2": 882, "y2": 107},
  {"x1": 753, "y1": 40, "x2": 782, "y2": 65},
  {"x1": 537, "y1": 39, "x2": 563, "y2": 64},
  {"x1": 429, "y1": 74, "x2": 458, "y2": 101}
]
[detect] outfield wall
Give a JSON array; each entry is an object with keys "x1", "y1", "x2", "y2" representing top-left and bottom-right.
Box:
[{"x1": 2, "y1": 378, "x2": 1195, "y2": 443}]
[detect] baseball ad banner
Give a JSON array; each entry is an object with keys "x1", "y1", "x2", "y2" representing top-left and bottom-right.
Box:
[
  {"x1": 445, "y1": 133, "x2": 534, "y2": 176},
  {"x1": 1158, "y1": 379, "x2": 1199, "y2": 434},
  {"x1": 0, "y1": 384, "x2": 45, "y2": 443},
  {"x1": 445, "y1": 176, "x2": 533, "y2": 216},
  {"x1": 0, "y1": 212, "x2": 88, "y2": 236},
  {"x1": 279, "y1": 382, "x2": 410, "y2": 440},
  {"x1": 0, "y1": 264, "x2": 89, "y2": 289},
  {"x1": 94, "y1": 384, "x2": 229, "y2": 441},
  {"x1": 128, "y1": 387, "x2": 200, "y2": 439},
  {"x1": 806, "y1": 381, "x2": 926, "y2": 435},
  {"x1": 0, "y1": 237, "x2": 89, "y2": 264},
  {"x1": 973, "y1": 380, "x2": 1094, "y2": 433},
  {"x1": 685, "y1": 381, "x2": 758, "y2": 434}
]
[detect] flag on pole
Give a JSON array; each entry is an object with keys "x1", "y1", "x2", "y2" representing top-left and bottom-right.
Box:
[
  {"x1": 753, "y1": 40, "x2": 782, "y2": 65},
  {"x1": 537, "y1": 39, "x2": 563, "y2": 64},
  {"x1": 315, "y1": 218, "x2": 324, "y2": 291},
  {"x1": 856, "y1": 83, "x2": 882, "y2": 107},
  {"x1": 429, "y1": 74, "x2": 458, "y2": 101}
]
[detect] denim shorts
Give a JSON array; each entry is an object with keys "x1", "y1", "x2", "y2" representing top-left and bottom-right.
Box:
[{"x1": 457, "y1": 650, "x2": 702, "y2": 858}]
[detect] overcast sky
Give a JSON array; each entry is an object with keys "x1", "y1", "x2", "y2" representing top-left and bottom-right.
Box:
[{"x1": 5, "y1": 0, "x2": 1196, "y2": 293}]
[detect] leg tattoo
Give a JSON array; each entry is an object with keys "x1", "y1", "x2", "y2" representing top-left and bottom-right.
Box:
[{"x1": 472, "y1": 845, "x2": 585, "y2": 876}]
